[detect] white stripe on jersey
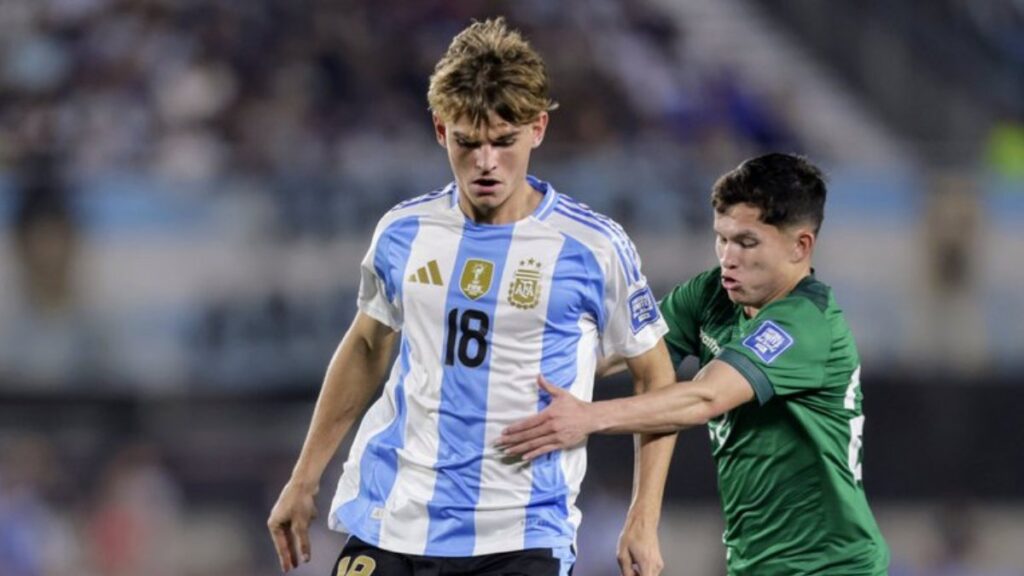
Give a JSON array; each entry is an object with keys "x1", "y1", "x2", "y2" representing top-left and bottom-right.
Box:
[{"x1": 472, "y1": 221, "x2": 568, "y2": 556}]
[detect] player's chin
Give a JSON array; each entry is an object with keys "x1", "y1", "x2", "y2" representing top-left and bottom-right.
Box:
[
  {"x1": 723, "y1": 287, "x2": 744, "y2": 302},
  {"x1": 468, "y1": 192, "x2": 504, "y2": 209}
]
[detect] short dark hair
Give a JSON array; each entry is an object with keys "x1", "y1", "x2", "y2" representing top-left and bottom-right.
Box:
[{"x1": 711, "y1": 153, "x2": 827, "y2": 234}]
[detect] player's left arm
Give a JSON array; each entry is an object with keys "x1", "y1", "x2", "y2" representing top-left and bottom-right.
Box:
[{"x1": 617, "y1": 341, "x2": 678, "y2": 576}]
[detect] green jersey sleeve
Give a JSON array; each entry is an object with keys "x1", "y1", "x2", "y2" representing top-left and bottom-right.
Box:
[
  {"x1": 717, "y1": 297, "x2": 830, "y2": 405},
  {"x1": 658, "y1": 269, "x2": 721, "y2": 367}
]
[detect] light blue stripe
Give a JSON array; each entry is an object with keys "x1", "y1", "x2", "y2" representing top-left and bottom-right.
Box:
[
  {"x1": 338, "y1": 337, "x2": 413, "y2": 544},
  {"x1": 554, "y1": 203, "x2": 639, "y2": 286},
  {"x1": 569, "y1": 198, "x2": 641, "y2": 275},
  {"x1": 525, "y1": 237, "x2": 604, "y2": 549},
  {"x1": 528, "y1": 175, "x2": 560, "y2": 220},
  {"x1": 555, "y1": 196, "x2": 641, "y2": 283},
  {"x1": 373, "y1": 217, "x2": 420, "y2": 303},
  {"x1": 425, "y1": 222, "x2": 515, "y2": 555},
  {"x1": 337, "y1": 217, "x2": 420, "y2": 542},
  {"x1": 552, "y1": 545, "x2": 577, "y2": 576},
  {"x1": 557, "y1": 193, "x2": 635, "y2": 245}
]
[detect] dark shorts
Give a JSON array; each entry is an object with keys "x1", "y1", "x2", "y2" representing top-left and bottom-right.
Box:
[{"x1": 331, "y1": 536, "x2": 575, "y2": 576}]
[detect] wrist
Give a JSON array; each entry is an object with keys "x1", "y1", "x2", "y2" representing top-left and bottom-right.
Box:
[
  {"x1": 625, "y1": 505, "x2": 661, "y2": 530},
  {"x1": 588, "y1": 400, "x2": 615, "y2": 433},
  {"x1": 288, "y1": 472, "x2": 322, "y2": 494}
]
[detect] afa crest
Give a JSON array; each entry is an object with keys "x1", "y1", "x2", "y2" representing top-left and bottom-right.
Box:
[
  {"x1": 460, "y1": 258, "x2": 494, "y2": 300},
  {"x1": 508, "y1": 258, "x2": 543, "y2": 310}
]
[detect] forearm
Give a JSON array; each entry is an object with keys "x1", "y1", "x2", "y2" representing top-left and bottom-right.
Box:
[
  {"x1": 624, "y1": 346, "x2": 678, "y2": 519},
  {"x1": 289, "y1": 328, "x2": 394, "y2": 486},
  {"x1": 629, "y1": 430, "x2": 676, "y2": 518},
  {"x1": 592, "y1": 380, "x2": 715, "y2": 435}
]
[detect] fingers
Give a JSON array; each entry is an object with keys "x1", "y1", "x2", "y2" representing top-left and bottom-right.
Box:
[
  {"x1": 502, "y1": 413, "x2": 547, "y2": 435},
  {"x1": 498, "y1": 432, "x2": 557, "y2": 459},
  {"x1": 537, "y1": 374, "x2": 563, "y2": 396},
  {"x1": 268, "y1": 511, "x2": 314, "y2": 572},
  {"x1": 269, "y1": 522, "x2": 297, "y2": 572},
  {"x1": 522, "y1": 442, "x2": 561, "y2": 461},
  {"x1": 617, "y1": 549, "x2": 637, "y2": 576},
  {"x1": 296, "y1": 520, "x2": 312, "y2": 565}
]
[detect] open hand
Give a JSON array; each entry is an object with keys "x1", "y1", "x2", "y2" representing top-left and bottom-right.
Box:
[{"x1": 497, "y1": 375, "x2": 595, "y2": 460}]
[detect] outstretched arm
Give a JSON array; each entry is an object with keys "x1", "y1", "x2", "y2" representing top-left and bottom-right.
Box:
[
  {"x1": 267, "y1": 312, "x2": 397, "y2": 572},
  {"x1": 498, "y1": 358, "x2": 754, "y2": 456}
]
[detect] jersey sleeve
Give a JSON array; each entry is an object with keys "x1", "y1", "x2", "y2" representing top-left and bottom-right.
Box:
[
  {"x1": 717, "y1": 298, "x2": 829, "y2": 405},
  {"x1": 659, "y1": 269, "x2": 719, "y2": 367},
  {"x1": 357, "y1": 219, "x2": 404, "y2": 330},
  {"x1": 598, "y1": 240, "x2": 668, "y2": 359}
]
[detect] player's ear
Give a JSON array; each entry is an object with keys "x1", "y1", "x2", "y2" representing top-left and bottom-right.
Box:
[
  {"x1": 792, "y1": 228, "x2": 815, "y2": 262},
  {"x1": 433, "y1": 114, "x2": 449, "y2": 148},
  {"x1": 530, "y1": 112, "x2": 549, "y2": 149}
]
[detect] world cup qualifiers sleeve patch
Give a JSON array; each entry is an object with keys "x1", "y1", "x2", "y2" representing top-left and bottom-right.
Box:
[
  {"x1": 628, "y1": 286, "x2": 660, "y2": 334},
  {"x1": 742, "y1": 320, "x2": 794, "y2": 364}
]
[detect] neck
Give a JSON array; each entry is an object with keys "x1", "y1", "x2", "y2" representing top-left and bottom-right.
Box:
[{"x1": 460, "y1": 179, "x2": 540, "y2": 225}]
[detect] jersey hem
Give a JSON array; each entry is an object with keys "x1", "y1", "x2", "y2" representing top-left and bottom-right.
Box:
[{"x1": 329, "y1": 511, "x2": 575, "y2": 557}]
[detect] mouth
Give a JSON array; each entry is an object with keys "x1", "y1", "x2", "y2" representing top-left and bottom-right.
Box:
[
  {"x1": 721, "y1": 274, "x2": 740, "y2": 292},
  {"x1": 472, "y1": 178, "x2": 501, "y2": 193}
]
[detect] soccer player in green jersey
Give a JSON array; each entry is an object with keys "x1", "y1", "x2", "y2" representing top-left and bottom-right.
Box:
[{"x1": 498, "y1": 153, "x2": 890, "y2": 575}]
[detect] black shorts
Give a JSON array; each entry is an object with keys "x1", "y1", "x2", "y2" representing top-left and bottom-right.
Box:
[{"x1": 331, "y1": 536, "x2": 575, "y2": 576}]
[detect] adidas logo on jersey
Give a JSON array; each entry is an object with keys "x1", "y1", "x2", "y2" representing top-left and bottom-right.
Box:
[{"x1": 408, "y1": 260, "x2": 444, "y2": 286}]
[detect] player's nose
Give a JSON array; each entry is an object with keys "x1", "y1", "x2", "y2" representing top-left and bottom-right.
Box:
[
  {"x1": 718, "y1": 243, "x2": 739, "y2": 268},
  {"x1": 474, "y1": 145, "x2": 497, "y2": 171}
]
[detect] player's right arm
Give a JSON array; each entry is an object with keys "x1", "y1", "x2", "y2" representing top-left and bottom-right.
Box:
[{"x1": 267, "y1": 311, "x2": 397, "y2": 573}]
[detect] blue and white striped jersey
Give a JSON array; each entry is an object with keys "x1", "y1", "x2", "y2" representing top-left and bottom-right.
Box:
[{"x1": 329, "y1": 176, "x2": 668, "y2": 557}]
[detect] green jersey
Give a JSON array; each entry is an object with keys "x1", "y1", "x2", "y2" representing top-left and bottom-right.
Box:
[{"x1": 660, "y1": 267, "x2": 889, "y2": 575}]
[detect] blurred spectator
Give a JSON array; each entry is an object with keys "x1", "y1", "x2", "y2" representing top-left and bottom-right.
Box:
[
  {"x1": 0, "y1": 435, "x2": 80, "y2": 576},
  {"x1": 908, "y1": 502, "x2": 1023, "y2": 576},
  {"x1": 87, "y1": 443, "x2": 183, "y2": 576},
  {"x1": 0, "y1": 107, "x2": 109, "y2": 390},
  {"x1": 913, "y1": 171, "x2": 987, "y2": 376}
]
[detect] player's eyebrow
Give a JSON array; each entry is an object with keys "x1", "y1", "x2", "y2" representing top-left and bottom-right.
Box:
[
  {"x1": 452, "y1": 127, "x2": 521, "y2": 142},
  {"x1": 716, "y1": 228, "x2": 759, "y2": 241}
]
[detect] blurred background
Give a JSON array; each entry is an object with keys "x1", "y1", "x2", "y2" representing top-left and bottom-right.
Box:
[{"x1": 0, "y1": 0, "x2": 1022, "y2": 574}]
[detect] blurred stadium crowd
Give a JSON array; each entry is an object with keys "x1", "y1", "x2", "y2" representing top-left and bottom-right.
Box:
[{"x1": 1, "y1": 0, "x2": 1023, "y2": 575}]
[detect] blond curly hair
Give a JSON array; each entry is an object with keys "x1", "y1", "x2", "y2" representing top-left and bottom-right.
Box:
[{"x1": 427, "y1": 17, "x2": 557, "y2": 126}]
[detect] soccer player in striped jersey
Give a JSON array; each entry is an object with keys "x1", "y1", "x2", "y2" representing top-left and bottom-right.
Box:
[
  {"x1": 267, "y1": 17, "x2": 678, "y2": 576},
  {"x1": 500, "y1": 154, "x2": 891, "y2": 575}
]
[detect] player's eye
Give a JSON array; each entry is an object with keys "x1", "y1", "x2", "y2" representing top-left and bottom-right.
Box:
[
  {"x1": 740, "y1": 240, "x2": 759, "y2": 249},
  {"x1": 493, "y1": 138, "x2": 516, "y2": 147},
  {"x1": 456, "y1": 138, "x2": 479, "y2": 149}
]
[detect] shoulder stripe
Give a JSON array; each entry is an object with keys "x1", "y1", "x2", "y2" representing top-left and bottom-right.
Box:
[
  {"x1": 556, "y1": 196, "x2": 640, "y2": 265},
  {"x1": 553, "y1": 205, "x2": 639, "y2": 284},
  {"x1": 536, "y1": 187, "x2": 559, "y2": 220},
  {"x1": 527, "y1": 175, "x2": 560, "y2": 220},
  {"x1": 554, "y1": 197, "x2": 641, "y2": 283},
  {"x1": 387, "y1": 183, "x2": 453, "y2": 214}
]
